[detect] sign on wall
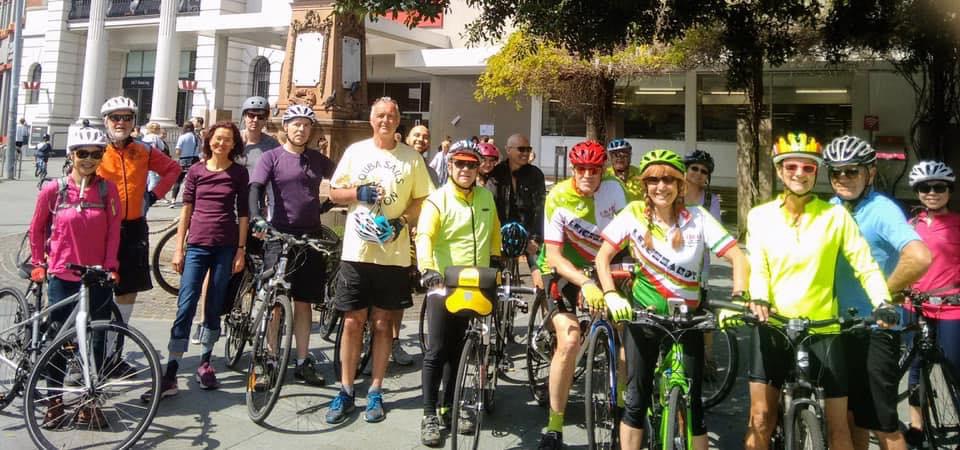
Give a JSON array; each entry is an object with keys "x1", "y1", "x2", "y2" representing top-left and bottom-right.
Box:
[
  {"x1": 342, "y1": 36, "x2": 361, "y2": 89},
  {"x1": 480, "y1": 124, "x2": 495, "y2": 136},
  {"x1": 293, "y1": 32, "x2": 325, "y2": 86}
]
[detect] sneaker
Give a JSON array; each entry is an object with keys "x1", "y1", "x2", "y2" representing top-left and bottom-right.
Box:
[
  {"x1": 420, "y1": 415, "x2": 442, "y2": 447},
  {"x1": 75, "y1": 405, "x2": 107, "y2": 429},
  {"x1": 190, "y1": 325, "x2": 203, "y2": 345},
  {"x1": 325, "y1": 390, "x2": 356, "y2": 424},
  {"x1": 457, "y1": 409, "x2": 476, "y2": 435},
  {"x1": 294, "y1": 355, "x2": 325, "y2": 386},
  {"x1": 140, "y1": 376, "x2": 179, "y2": 402},
  {"x1": 42, "y1": 396, "x2": 66, "y2": 429},
  {"x1": 390, "y1": 341, "x2": 414, "y2": 366},
  {"x1": 364, "y1": 390, "x2": 385, "y2": 423},
  {"x1": 538, "y1": 431, "x2": 563, "y2": 450},
  {"x1": 196, "y1": 361, "x2": 219, "y2": 389}
]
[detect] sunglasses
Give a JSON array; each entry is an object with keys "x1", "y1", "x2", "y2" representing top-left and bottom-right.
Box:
[
  {"x1": 107, "y1": 114, "x2": 134, "y2": 123},
  {"x1": 643, "y1": 176, "x2": 678, "y2": 186},
  {"x1": 783, "y1": 163, "x2": 817, "y2": 174},
  {"x1": 916, "y1": 183, "x2": 951, "y2": 194},
  {"x1": 829, "y1": 167, "x2": 862, "y2": 178},
  {"x1": 74, "y1": 149, "x2": 105, "y2": 160},
  {"x1": 453, "y1": 160, "x2": 480, "y2": 170},
  {"x1": 245, "y1": 112, "x2": 267, "y2": 120},
  {"x1": 513, "y1": 146, "x2": 533, "y2": 153},
  {"x1": 573, "y1": 166, "x2": 602, "y2": 176},
  {"x1": 688, "y1": 165, "x2": 710, "y2": 175}
]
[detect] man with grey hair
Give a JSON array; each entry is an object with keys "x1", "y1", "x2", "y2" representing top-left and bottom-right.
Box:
[{"x1": 326, "y1": 97, "x2": 434, "y2": 424}]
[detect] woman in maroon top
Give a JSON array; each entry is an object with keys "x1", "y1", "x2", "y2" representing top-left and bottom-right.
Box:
[{"x1": 154, "y1": 122, "x2": 250, "y2": 397}]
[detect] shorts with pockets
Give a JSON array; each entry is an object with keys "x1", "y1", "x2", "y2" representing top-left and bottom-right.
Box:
[
  {"x1": 846, "y1": 329, "x2": 902, "y2": 432},
  {"x1": 748, "y1": 324, "x2": 848, "y2": 398},
  {"x1": 334, "y1": 261, "x2": 413, "y2": 312}
]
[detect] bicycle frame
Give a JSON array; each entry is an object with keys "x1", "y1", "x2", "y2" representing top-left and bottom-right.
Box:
[{"x1": 779, "y1": 319, "x2": 828, "y2": 450}]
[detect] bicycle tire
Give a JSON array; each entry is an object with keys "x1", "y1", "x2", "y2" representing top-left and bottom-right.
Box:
[
  {"x1": 585, "y1": 326, "x2": 618, "y2": 450},
  {"x1": 791, "y1": 408, "x2": 826, "y2": 450},
  {"x1": 0, "y1": 287, "x2": 29, "y2": 411},
  {"x1": 333, "y1": 315, "x2": 372, "y2": 380},
  {"x1": 526, "y1": 292, "x2": 552, "y2": 406},
  {"x1": 921, "y1": 360, "x2": 960, "y2": 448},
  {"x1": 151, "y1": 227, "x2": 180, "y2": 296},
  {"x1": 246, "y1": 296, "x2": 293, "y2": 424},
  {"x1": 663, "y1": 386, "x2": 690, "y2": 450},
  {"x1": 897, "y1": 333, "x2": 920, "y2": 402},
  {"x1": 317, "y1": 265, "x2": 340, "y2": 343},
  {"x1": 703, "y1": 328, "x2": 739, "y2": 409},
  {"x1": 24, "y1": 320, "x2": 162, "y2": 450},
  {"x1": 451, "y1": 337, "x2": 484, "y2": 450},
  {"x1": 483, "y1": 332, "x2": 498, "y2": 414},
  {"x1": 224, "y1": 268, "x2": 256, "y2": 370}
]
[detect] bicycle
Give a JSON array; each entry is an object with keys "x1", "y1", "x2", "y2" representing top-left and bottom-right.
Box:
[
  {"x1": 151, "y1": 227, "x2": 181, "y2": 296},
  {"x1": 445, "y1": 266, "x2": 537, "y2": 449},
  {"x1": 0, "y1": 264, "x2": 162, "y2": 449},
  {"x1": 896, "y1": 289, "x2": 960, "y2": 448},
  {"x1": 710, "y1": 299, "x2": 870, "y2": 450},
  {"x1": 244, "y1": 229, "x2": 338, "y2": 424}
]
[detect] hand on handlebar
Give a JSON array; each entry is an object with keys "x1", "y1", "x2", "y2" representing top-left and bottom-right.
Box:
[
  {"x1": 581, "y1": 281, "x2": 605, "y2": 311},
  {"x1": 749, "y1": 299, "x2": 771, "y2": 323},
  {"x1": 251, "y1": 217, "x2": 271, "y2": 238},
  {"x1": 873, "y1": 302, "x2": 900, "y2": 329},
  {"x1": 421, "y1": 269, "x2": 443, "y2": 289},
  {"x1": 605, "y1": 292, "x2": 633, "y2": 322}
]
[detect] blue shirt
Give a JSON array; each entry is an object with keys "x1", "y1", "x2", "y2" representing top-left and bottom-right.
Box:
[
  {"x1": 176, "y1": 133, "x2": 200, "y2": 159},
  {"x1": 831, "y1": 191, "x2": 920, "y2": 318}
]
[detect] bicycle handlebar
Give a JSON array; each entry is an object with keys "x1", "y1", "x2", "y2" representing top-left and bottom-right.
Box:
[
  {"x1": 626, "y1": 307, "x2": 716, "y2": 331},
  {"x1": 707, "y1": 299, "x2": 872, "y2": 331},
  {"x1": 265, "y1": 229, "x2": 340, "y2": 256},
  {"x1": 65, "y1": 263, "x2": 114, "y2": 287}
]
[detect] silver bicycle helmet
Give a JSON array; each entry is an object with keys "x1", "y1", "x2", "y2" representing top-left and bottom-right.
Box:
[
  {"x1": 282, "y1": 104, "x2": 316, "y2": 125},
  {"x1": 100, "y1": 96, "x2": 138, "y2": 116},
  {"x1": 909, "y1": 161, "x2": 956, "y2": 186},
  {"x1": 823, "y1": 135, "x2": 877, "y2": 167},
  {"x1": 242, "y1": 96, "x2": 270, "y2": 115},
  {"x1": 353, "y1": 209, "x2": 393, "y2": 244},
  {"x1": 68, "y1": 127, "x2": 108, "y2": 150}
]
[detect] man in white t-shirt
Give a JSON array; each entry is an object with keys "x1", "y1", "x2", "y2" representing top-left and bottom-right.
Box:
[{"x1": 325, "y1": 97, "x2": 434, "y2": 425}]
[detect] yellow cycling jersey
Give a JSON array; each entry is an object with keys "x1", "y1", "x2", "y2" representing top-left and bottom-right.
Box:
[
  {"x1": 746, "y1": 194, "x2": 888, "y2": 330},
  {"x1": 415, "y1": 182, "x2": 502, "y2": 274},
  {"x1": 605, "y1": 165, "x2": 643, "y2": 201}
]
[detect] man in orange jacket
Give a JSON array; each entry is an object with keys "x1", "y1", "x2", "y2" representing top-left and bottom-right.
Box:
[{"x1": 96, "y1": 97, "x2": 180, "y2": 336}]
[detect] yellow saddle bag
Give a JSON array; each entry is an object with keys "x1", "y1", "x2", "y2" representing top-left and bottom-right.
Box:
[{"x1": 444, "y1": 266, "x2": 500, "y2": 318}]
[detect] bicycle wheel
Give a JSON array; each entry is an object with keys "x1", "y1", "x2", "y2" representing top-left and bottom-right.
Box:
[
  {"x1": 526, "y1": 292, "x2": 552, "y2": 406},
  {"x1": 451, "y1": 337, "x2": 484, "y2": 450},
  {"x1": 333, "y1": 316, "x2": 372, "y2": 380},
  {"x1": 246, "y1": 296, "x2": 293, "y2": 424},
  {"x1": 702, "y1": 328, "x2": 738, "y2": 409},
  {"x1": 151, "y1": 227, "x2": 180, "y2": 296},
  {"x1": 791, "y1": 408, "x2": 826, "y2": 450},
  {"x1": 921, "y1": 361, "x2": 960, "y2": 448},
  {"x1": 224, "y1": 268, "x2": 255, "y2": 370},
  {"x1": 0, "y1": 287, "x2": 29, "y2": 411},
  {"x1": 662, "y1": 386, "x2": 690, "y2": 450},
  {"x1": 585, "y1": 326, "x2": 618, "y2": 449},
  {"x1": 317, "y1": 265, "x2": 340, "y2": 343},
  {"x1": 24, "y1": 320, "x2": 162, "y2": 450}
]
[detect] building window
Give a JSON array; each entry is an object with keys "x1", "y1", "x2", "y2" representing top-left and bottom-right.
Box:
[
  {"x1": 27, "y1": 64, "x2": 41, "y2": 105},
  {"x1": 251, "y1": 57, "x2": 270, "y2": 98}
]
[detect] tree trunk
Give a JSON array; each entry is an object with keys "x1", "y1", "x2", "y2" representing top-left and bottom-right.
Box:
[
  {"x1": 584, "y1": 77, "x2": 616, "y2": 142},
  {"x1": 735, "y1": 56, "x2": 767, "y2": 239}
]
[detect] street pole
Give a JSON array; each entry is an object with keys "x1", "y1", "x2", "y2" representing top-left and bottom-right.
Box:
[{"x1": 4, "y1": 0, "x2": 25, "y2": 179}]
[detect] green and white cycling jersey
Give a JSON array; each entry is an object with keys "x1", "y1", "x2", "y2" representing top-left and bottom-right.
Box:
[
  {"x1": 602, "y1": 202, "x2": 736, "y2": 313},
  {"x1": 536, "y1": 177, "x2": 627, "y2": 273}
]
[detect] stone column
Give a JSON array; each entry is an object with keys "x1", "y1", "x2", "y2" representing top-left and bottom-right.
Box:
[
  {"x1": 149, "y1": 0, "x2": 181, "y2": 127},
  {"x1": 190, "y1": 34, "x2": 227, "y2": 123},
  {"x1": 76, "y1": 0, "x2": 109, "y2": 125}
]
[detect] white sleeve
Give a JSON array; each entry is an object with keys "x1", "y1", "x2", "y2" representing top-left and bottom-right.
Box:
[
  {"x1": 699, "y1": 207, "x2": 736, "y2": 257},
  {"x1": 330, "y1": 146, "x2": 355, "y2": 188},
  {"x1": 600, "y1": 210, "x2": 632, "y2": 250}
]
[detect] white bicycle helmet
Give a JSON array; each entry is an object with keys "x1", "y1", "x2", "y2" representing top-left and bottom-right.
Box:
[
  {"x1": 353, "y1": 209, "x2": 393, "y2": 244},
  {"x1": 282, "y1": 104, "x2": 316, "y2": 124},
  {"x1": 68, "y1": 127, "x2": 108, "y2": 150},
  {"x1": 823, "y1": 135, "x2": 876, "y2": 167},
  {"x1": 100, "y1": 96, "x2": 138, "y2": 116},
  {"x1": 242, "y1": 96, "x2": 269, "y2": 115},
  {"x1": 909, "y1": 160, "x2": 956, "y2": 186}
]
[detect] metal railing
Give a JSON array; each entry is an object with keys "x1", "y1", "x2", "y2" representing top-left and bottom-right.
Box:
[{"x1": 69, "y1": 0, "x2": 201, "y2": 20}]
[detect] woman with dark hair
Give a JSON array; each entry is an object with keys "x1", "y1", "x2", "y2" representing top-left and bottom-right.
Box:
[{"x1": 149, "y1": 121, "x2": 250, "y2": 398}]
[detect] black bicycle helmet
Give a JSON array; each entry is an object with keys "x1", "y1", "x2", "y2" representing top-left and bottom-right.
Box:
[
  {"x1": 683, "y1": 150, "x2": 715, "y2": 174},
  {"x1": 500, "y1": 222, "x2": 529, "y2": 258}
]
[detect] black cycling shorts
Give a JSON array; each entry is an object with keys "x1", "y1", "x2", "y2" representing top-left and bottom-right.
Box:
[
  {"x1": 262, "y1": 231, "x2": 327, "y2": 303},
  {"x1": 116, "y1": 218, "x2": 152, "y2": 296},
  {"x1": 845, "y1": 329, "x2": 902, "y2": 432},
  {"x1": 546, "y1": 273, "x2": 581, "y2": 315},
  {"x1": 334, "y1": 261, "x2": 413, "y2": 312},
  {"x1": 748, "y1": 325, "x2": 848, "y2": 398}
]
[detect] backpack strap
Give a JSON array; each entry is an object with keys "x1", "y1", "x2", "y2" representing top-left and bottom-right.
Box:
[
  {"x1": 704, "y1": 191, "x2": 713, "y2": 208},
  {"x1": 54, "y1": 176, "x2": 107, "y2": 211}
]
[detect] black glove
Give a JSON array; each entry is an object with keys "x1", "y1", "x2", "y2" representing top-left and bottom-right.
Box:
[
  {"x1": 421, "y1": 269, "x2": 442, "y2": 288},
  {"x1": 357, "y1": 184, "x2": 380, "y2": 205},
  {"x1": 146, "y1": 191, "x2": 158, "y2": 207},
  {"x1": 251, "y1": 217, "x2": 271, "y2": 234},
  {"x1": 489, "y1": 255, "x2": 503, "y2": 271},
  {"x1": 874, "y1": 303, "x2": 900, "y2": 326},
  {"x1": 388, "y1": 218, "x2": 406, "y2": 240}
]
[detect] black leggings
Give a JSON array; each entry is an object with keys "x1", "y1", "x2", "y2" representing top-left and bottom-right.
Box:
[
  {"x1": 422, "y1": 291, "x2": 470, "y2": 415},
  {"x1": 622, "y1": 323, "x2": 706, "y2": 436}
]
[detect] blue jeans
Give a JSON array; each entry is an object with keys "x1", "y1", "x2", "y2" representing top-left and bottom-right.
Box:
[
  {"x1": 168, "y1": 244, "x2": 235, "y2": 354},
  {"x1": 906, "y1": 311, "x2": 960, "y2": 394},
  {"x1": 47, "y1": 276, "x2": 114, "y2": 326}
]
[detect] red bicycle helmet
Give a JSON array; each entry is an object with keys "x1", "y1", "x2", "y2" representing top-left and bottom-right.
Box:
[
  {"x1": 478, "y1": 142, "x2": 500, "y2": 160},
  {"x1": 569, "y1": 140, "x2": 606, "y2": 166}
]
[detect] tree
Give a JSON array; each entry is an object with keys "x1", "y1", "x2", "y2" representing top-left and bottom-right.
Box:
[
  {"x1": 825, "y1": 0, "x2": 960, "y2": 162},
  {"x1": 474, "y1": 31, "x2": 686, "y2": 141}
]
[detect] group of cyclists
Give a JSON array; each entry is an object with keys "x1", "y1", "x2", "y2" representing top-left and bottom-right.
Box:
[{"x1": 24, "y1": 91, "x2": 960, "y2": 449}]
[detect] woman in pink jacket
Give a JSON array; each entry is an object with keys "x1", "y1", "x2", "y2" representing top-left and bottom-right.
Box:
[{"x1": 28, "y1": 127, "x2": 121, "y2": 428}]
